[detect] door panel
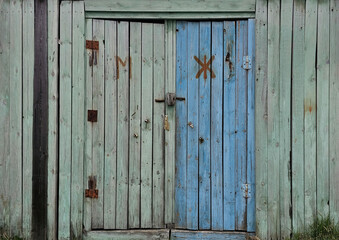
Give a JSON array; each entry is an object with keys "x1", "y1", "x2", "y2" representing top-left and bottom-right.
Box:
[
  {"x1": 85, "y1": 20, "x2": 166, "y2": 230},
  {"x1": 175, "y1": 20, "x2": 255, "y2": 232}
]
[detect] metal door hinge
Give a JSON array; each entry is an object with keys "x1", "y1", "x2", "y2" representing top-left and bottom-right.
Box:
[
  {"x1": 242, "y1": 56, "x2": 252, "y2": 70},
  {"x1": 88, "y1": 110, "x2": 98, "y2": 122},
  {"x1": 86, "y1": 40, "x2": 99, "y2": 50},
  {"x1": 242, "y1": 183, "x2": 252, "y2": 199},
  {"x1": 85, "y1": 176, "x2": 98, "y2": 198}
]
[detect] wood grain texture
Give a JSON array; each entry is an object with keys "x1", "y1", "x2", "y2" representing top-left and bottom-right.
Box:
[
  {"x1": 223, "y1": 21, "x2": 236, "y2": 231},
  {"x1": 92, "y1": 19, "x2": 105, "y2": 229},
  {"x1": 22, "y1": 0, "x2": 34, "y2": 238},
  {"x1": 279, "y1": 0, "x2": 293, "y2": 237},
  {"x1": 171, "y1": 230, "x2": 248, "y2": 240},
  {"x1": 58, "y1": 1, "x2": 72, "y2": 238},
  {"x1": 71, "y1": 1, "x2": 85, "y2": 237},
  {"x1": 267, "y1": 0, "x2": 280, "y2": 237},
  {"x1": 83, "y1": 230, "x2": 170, "y2": 240},
  {"x1": 316, "y1": 0, "x2": 330, "y2": 218},
  {"x1": 84, "y1": 0, "x2": 255, "y2": 13},
  {"x1": 255, "y1": 0, "x2": 268, "y2": 238},
  {"x1": 128, "y1": 21, "x2": 141, "y2": 229},
  {"x1": 104, "y1": 20, "x2": 117, "y2": 230},
  {"x1": 47, "y1": 0, "x2": 59, "y2": 238}
]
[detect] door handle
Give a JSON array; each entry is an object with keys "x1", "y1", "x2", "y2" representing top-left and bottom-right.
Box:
[{"x1": 155, "y1": 93, "x2": 185, "y2": 106}]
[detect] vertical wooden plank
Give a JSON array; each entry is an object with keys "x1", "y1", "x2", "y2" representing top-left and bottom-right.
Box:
[
  {"x1": 47, "y1": 0, "x2": 59, "y2": 238},
  {"x1": 304, "y1": 0, "x2": 317, "y2": 227},
  {"x1": 235, "y1": 20, "x2": 247, "y2": 231},
  {"x1": 165, "y1": 20, "x2": 176, "y2": 225},
  {"x1": 223, "y1": 21, "x2": 236, "y2": 231},
  {"x1": 104, "y1": 20, "x2": 117, "y2": 230},
  {"x1": 22, "y1": 0, "x2": 34, "y2": 238},
  {"x1": 292, "y1": 0, "x2": 306, "y2": 233},
  {"x1": 175, "y1": 21, "x2": 188, "y2": 229},
  {"x1": 317, "y1": 0, "x2": 330, "y2": 218},
  {"x1": 152, "y1": 23, "x2": 165, "y2": 228},
  {"x1": 116, "y1": 21, "x2": 129, "y2": 229},
  {"x1": 58, "y1": 1, "x2": 72, "y2": 238},
  {"x1": 141, "y1": 22, "x2": 153, "y2": 228},
  {"x1": 247, "y1": 19, "x2": 255, "y2": 233},
  {"x1": 128, "y1": 21, "x2": 141, "y2": 229},
  {"x1": 329, "y1": 0, "x2": 339, "y2": 224},
  {"x1": 211, "y1": 21, "x2": 223, "y2": 231},
  {"x1": 199, "y1": 21, "x2": 211, "y2": 230},
  {"x1": 186, "y1": 21, "x2": 199, "y2": 230},
  {"x1": 84, "y1": 18, "x2": 93, "y2": 233},
  {"x1": 279, "y1": 0, "x2": 293, "y2": 237},
  {"x1": 9, "y1": 0, "x2": 23, "y2": 236},
  {"x1": 92, "y1": 19, "x2": 105, "y2": 229},
  {"x1": 255, "y1": 0, "x2": 268, "y2": 238},
  {"x1": 0, "y1": 0, "x2": 10, "y2": 232},
  {"x1": 267, "y1": 0, "x2": 280, "y2": 237},
  {"x1": 71, "y1": 1, "x2": 85, "y2": 237}
]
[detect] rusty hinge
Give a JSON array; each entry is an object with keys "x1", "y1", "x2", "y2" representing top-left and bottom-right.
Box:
[
  {"x1": 86, "y1": 40, "x2": 99, "y2": 50},
  {"x1": 242, "y1": 183, "x2": 252, "y2": 199},
  {"x1": 85, "y1": 176, "x2": 98, "y2": 198},
  {"x1": 88, "y1": 110, "x2": 98, "y2": 122},
  {"x1": 242, "y1": 56, "x2": 252, "y2": 70}
]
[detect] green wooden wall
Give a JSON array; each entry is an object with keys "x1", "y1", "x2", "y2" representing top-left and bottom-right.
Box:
[{"x1": 255, "y1": 0, "x2": 339, "y2": 239}]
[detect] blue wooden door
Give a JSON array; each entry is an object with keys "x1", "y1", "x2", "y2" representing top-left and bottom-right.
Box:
[{"x1": 175, "y1": 20, "x2": 255, "y2": 232}]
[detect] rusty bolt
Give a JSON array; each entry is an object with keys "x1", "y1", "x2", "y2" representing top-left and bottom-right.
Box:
[
  {"x1": 188, "y1": 122, "x2": 194, "y2": 128},
  {"x1": 134, "y1": 133, "x2": 138, "y2": 138},
  {"x1": 144, "y1": 118, "x2": 150, "y2": 123}
]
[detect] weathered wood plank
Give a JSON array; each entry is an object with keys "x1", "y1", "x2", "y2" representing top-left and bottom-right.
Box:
[
  {"x1": 186, "y1": 21, "x2": 199, "y2": 230},
  {"x1": 175, "y1": 21, "x2": 188, "y2": 229},
  {"x1": 85, "y1": 12, "x2": 255, "y2": 20},
  {"x1": 267, "y1": 1, "x2": 280, "y2": 237},
  {"x1": 223, "y1": 20, "x2": 236, "y2": 231},
  {"x1": 255, "y1": 0, "x2": 268, "y2": 238},
  {"x1": 71, "y1": 1, "x2": 85, "y2": 237},
  {"x1": 22, "y1": 0, "x2": 34, "y2": 238},
  {"x1": 9, "y1": 0, "x2": 23, "y2": 235},
  {"x1": 246, "y1": 19, "x2": 255, "y2": 233},
  {"x1": 317, "y1": 0, "x2": 330, "y2": 218},
  {"x1": 83, "y1": 230, "x2": 170, "y2": 240},
  {"x1": 104, "y1": 20, "x2": 117, "y2": 230},
  {"x1": 279, "y1": 0, "x2": 293, "y2": 237},
  {"x1": 211, "y1": 21, "x2": 223, "y2": 231},
  {"x1": 0, "y1": 0, "x2": 11, "y2": 232},
  {"x1": 292, "y1": 0, "x2": 306, "y2": 233},
  {"x1": 198, "y1": 21, "x2": 211, "y2": 230},
  {"x1": 92, "y1": 19, "x2": 105, "y2": 229},
  {"x1": 58, "y1": 1, "x2": 72, "y2": 238},
  {"x1": 128, "y1": 21, "x2": 141, "y2": 229},
  {"x1": 304, "y1": 0, "x2": 317, "y2": 227},
  {"x1": 141, "y1": 22, "x2": 154, "y2": 228},
  {"x1": 329, "y1": 0, "x2": 339, "y2": 224},
  {"x1": 116, "y1": 21, "x2": 129, "y2": 229},
  {"x1": 47, "y1": 0, "x2": 59, "y2": 238},
  {"x1": 152, "y1": 23, "x2": 165, "y2": 228},
  {"x1": 235, "y1": 20, "x2": 247, "y2": 231},
  {"x1": 84, "y1": 0, "x2": 255, "y2": 13},
  {"x1": 171, "y1": 230, "x2": 248, "y2": 240},
  {"x1": 84, "y1": 18, "x2": 93, "y2": 233},
  {"x1": 165, "y1": 20, "x2": 176, "y2": 225}
]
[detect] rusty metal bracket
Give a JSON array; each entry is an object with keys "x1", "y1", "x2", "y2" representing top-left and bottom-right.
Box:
[
  {"x1": 85, "y1": 176, "x2": 99, "y2": 198},
  {"x1": 155, "y1": 93, "x2": 185, "y2": 106},
  {"x1": 86, "y1": 40, "x2": 99, "y2": 50},
  {"x1": 241, "y1": 183, "x2": 252, "y2": 199},
  {"x1": 88, "y1": 110, "x2": 98, "y2": 122},
  {"x1": 242, "y1": 56, "x2": 252, "y2": 70}
]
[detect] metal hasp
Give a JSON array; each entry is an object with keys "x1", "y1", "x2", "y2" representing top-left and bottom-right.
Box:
[
  {"x1": 86, "y1": 40, "x2": 99, "y2": 50},
  {"x1": 241, "y1": 183, "x2": 251, "y2": 199},
  {"x1": 88, "y1": 110, "x2": 98, "y2": 122},
  {"x1": 85, "y1": 176, "x2": 99, "y2": 198},
  {"x1": 242, "y1": 56, "x2": 252, "y2": 70},
  {"x1": 155, "y1": 92, "x2": 185, "y2": 106}
]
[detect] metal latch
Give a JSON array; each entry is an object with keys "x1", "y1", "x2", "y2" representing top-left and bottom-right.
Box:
[
  {"x1": 86, "y1": 40, "x2": 99, "y2": 50},
  {"x1": 85, "y1": 176, "x2": 98, "y2": 198},
  {"x1": 242, "y1": 56, "x2": 252, "y2": 70},
  {"x1": 155, "y1": 93, "x2": 185, "y2": 106},
  {"x1": 88, "y1": 110, "x2": 98, "y2": 122}
]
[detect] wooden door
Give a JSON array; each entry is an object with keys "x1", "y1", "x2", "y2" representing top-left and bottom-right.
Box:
[
  {"x1": 84, "y1": 20, "x2": 167, "y2": 230},
  {"x1": 175, "y1": 20, "x2": 255, "y2": 232}
]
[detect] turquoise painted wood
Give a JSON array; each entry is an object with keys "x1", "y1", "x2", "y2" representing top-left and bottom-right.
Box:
[{"x1": 175, "y1": 20, "x2": 255, "y2": 232}]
